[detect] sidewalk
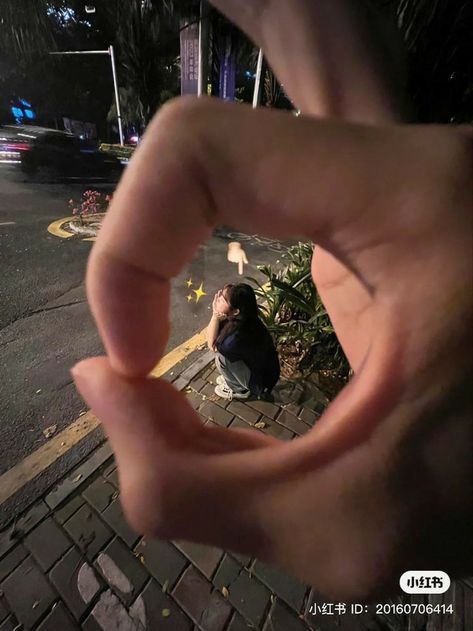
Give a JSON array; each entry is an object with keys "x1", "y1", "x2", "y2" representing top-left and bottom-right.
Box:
[{"x1": 0, "y1": 350, "x2": 471, "y2": 630}]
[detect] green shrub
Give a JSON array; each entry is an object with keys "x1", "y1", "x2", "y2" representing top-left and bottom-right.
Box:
[
  {"x1": 99, "y1": 143, "x2": 135, "y2": 160},
  {"x1": 247, "y1": 242, "x2": 349, "y2": 377}
]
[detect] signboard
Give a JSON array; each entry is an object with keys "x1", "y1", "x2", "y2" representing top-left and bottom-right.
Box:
[
  {"x1": 180, "y1": 20, "x2": 199, "y2": 95},
  {"x1": 219, "y1": 33, "x2": 236, "y2": 101}
]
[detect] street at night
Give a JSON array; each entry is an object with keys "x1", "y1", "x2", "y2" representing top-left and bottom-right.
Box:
[
  {"x1": 0, "y1": 2, "x2": 471, "y2": 630},
  {"x1": 0, "y1": 169, "x2": 289, "y2": 518}
]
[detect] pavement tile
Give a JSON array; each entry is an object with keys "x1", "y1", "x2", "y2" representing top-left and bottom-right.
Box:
[
  {"x1": 1, "y1": 556, "x2": 55, "y2": 628},
  {"x1": 24, "y1": 517, "x2": 72, "y2": 571},
  {"x1": 55, "y1": 495, "x2": 85, "y2": 524},
  {"x1": 213, "y1": 555, "x2": 243, "y2": 590},
  {"x1": 230, "y1": 552, "x2": 252, "y2": 567},
  {"x1": 253, "y1": 560, "x2": 308, "y2": 612},
  {"x1": 200, "y1": 364, "x2": 217, "y2": 381},
  {"x1": 134, "y1": 538, "x2": 187, "y2": 587},
  {"x1": 64, "y1": 505, "x2": 113, "y2": 560},
  {"x1": 172, "y1": 565, "x2": 231, "y2": 629},
  {"x1": 259, "y1": 417, "x2": 295, "y2": 441},
  {"x1": 276, "y1": 409, "x2": 312, "y2": 436},
  {"x1": 185, "y1": 390, "x2": 205, "y2": 410},
  {"x1": 299, "y1": 408, "x2": 320, "y2": 427},
  {"x1": 131, "y1": 578, "x2": 193, "y2": 631},
  {"x1": 37, "y1": 602, "x2": 80, "y2": 630},
  {"x1": 96, "y1": 538, "x2": 148, "y2": 606},
  {"x1": 225, "y1": 569, "x2": 271, "y2": 628},
  {"x1": 227, "y1": 612, "x2": 259, "y2": 630},
  {"x1": 15, "y1": 500, "x2": 49, "y2": 534},
  {"x1": 0, "y1": 617, "x2": 17, "y2": 631},
  {"x1": 82, "y1": 477, "x2": 116, "y2": 513},
  {"x1": 246, "y1": 399, "x2": 280, "y2": 419},
  {"x1": 199, "y1": 589, "x2": 233, "y2": 631},
  {"x1": 199, "y1": 401, "x2": 233, "y2": 427},
  {"x1": 0, "y1": 598, "x2": 8, "y2": 624},
  {"x1": 309, "y1": 399, "x2": 327, "y2": 415},
  {"x1": 173, "y1": 564, "x2": 212, "y2": 620},
  {"x1": 227, "y1": 401, "x2": 261, "y2": 424},
  {"x1": 173, "y1": 376, "x2": 190, "y2": 391},
  {"x1": 0, "y1": 545, "x2": 27, "y2": 582},
  {"x1": 83, "y1": 589, "x2": 135, "y2": 631},
  {"x1": 189, "y1": 376, "x2": 206, "y2": 392},
  {"x1": 180, "y1": 352, "x2": 214, "y2": 382},
  {"x1": 173, "y1": 541, "x2": 224, "y2": 580},
  {"x1": 229, "y1": 417, "x2": 254, "y2": 431},
  {"x1": 81, "y1": 615, "x2": 102, "y2": 631},
  {"x1": 205, "y1": 370, "x2": 220, "y2": 384},
  {"x1": 49, "y1": 546, "x2": 101, "y2": 620},
  {"x1": 45, "y1": 443, "x2": 113, "y2": 510},
  {"x1": 283, "y1": 403, "x2": 302, "y2": 417},
  {"x1": 0, "y1": 501, "x2": 49, "y2": 559},
  {"x1": 106, "y1": 468, "x2": 119, "y2": 488},
  {"x1": 263, "y1": 598, "x2": 309, "y2": 631},
  {"x1": 199, "y1": 382, "x2": 217, "y2": 399},
  {"x1": 205, "y1": 419, "x2": 222, "y2": 431},
  {"x1": 101, "y1": 500, "x2": 140, "y2": 548},
  {"x1": 102, "y1": 461, "x2": 116, "y2": 478}
]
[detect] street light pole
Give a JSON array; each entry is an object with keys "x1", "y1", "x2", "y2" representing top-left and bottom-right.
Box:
[
  {"x1": 49, "y1": 47, "x2": 124, "y2": 146},
  {"x1": 252, "y1": 48, "x2": 264, "y2": 108},
  {"x1": 198, "y1": 0, "x2": 210, "y2": 97},
  {"x1": 108, "y1": 45, "x2": 124, "y2": 145}
]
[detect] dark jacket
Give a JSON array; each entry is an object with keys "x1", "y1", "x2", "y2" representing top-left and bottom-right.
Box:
[{"x1": 215, "y1": 322, "x2": 280, "y2": 395}]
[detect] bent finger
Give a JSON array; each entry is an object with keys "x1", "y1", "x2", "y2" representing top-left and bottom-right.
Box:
[
  {"x1": 88, "y1": 97, "x2": 423, "y2": 377},
  {"x1": 209, "y1": 0, "x2": 407, "y2": 121}
]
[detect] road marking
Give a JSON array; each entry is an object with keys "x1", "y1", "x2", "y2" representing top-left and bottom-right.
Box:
[
  {"x1": 47, "y1": 216, "x2": 75, "y2": 239},
  {"x1": 47, "y1": 217, "x2": 98, "y2": 242},
  {"x1": 0, "y1": 327, "x2": 208, "y2": 505},
  {"x1": 149, "y1": 328, "x2": 207, "y2": 377},
  {"x1": 0, "y1": 413, "x2": 99, "y2": 505},
  {"x1": 0, "y1": 221, "x2": 16, "y2": 226}
]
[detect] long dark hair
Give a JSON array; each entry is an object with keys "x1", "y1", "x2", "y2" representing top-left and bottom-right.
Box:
[{"x1": 216, "y1": 283, "x2": 267, "y2": 346}]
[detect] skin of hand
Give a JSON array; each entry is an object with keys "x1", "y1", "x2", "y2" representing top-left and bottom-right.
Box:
[
  {"x1": 71, "y1": 2, "x2": 473, "y2": 601},
  {"x1": 213, "y1": 290, "x2": 230, "y2": 317},
  {"x1": 211, "y1": 0, "x2": 409, "y2": 373}
]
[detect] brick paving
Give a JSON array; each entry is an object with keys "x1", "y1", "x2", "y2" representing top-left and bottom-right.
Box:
[{"x1": 0, "y1": 350, "x2": 471, "y2": 630}]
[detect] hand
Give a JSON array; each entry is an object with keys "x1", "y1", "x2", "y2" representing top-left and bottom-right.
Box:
[
  {"x1": 210, "y1": 0, "x2": 408, "y2": 373},
  {"x1": 212, "y1": 293, "x2": 226, "y2": 319},
  {"x1": 72, "y1": 3, "x2": 472, "y2": 601}
]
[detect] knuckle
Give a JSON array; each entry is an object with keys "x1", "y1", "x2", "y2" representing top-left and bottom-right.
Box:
[
  {"x1": 148, "y1": 95, "x2": 214, "y2": 142},
  {"x1": 419, "y1": 128, "x2": 472, "y2": 213},
  {"x1": 392, "y1": 127, "x2": 472, "y2": 239}
]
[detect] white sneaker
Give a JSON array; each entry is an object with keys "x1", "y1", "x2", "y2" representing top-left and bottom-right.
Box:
[
  {"x1": 216, "y1": 375, "x2": 226, "y2": 386},
  {"x1": 214, "y1": 384, "x2": 250, "y2": 401}
]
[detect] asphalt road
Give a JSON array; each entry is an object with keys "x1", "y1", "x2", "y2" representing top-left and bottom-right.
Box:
[{"x1": 0, "y1": 167, "x2": 291, "y2": 522}]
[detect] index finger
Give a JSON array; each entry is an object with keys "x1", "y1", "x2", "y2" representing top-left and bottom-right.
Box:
[{"x1": 86, "y1": 97, "x2": 436, "y2": 377}]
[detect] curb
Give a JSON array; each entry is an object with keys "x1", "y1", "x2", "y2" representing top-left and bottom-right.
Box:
[
  {"x1": 47, "y1": 217, "x2": 97, "y2": 242},
  {"x1": 47, "y1": 216, "x2": 75, "y2": 239},
  {"x1": 0, "y1": 343, "x2": 214, "y2": 513}
]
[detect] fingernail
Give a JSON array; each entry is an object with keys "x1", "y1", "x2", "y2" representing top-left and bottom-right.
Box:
[
  {"x1": 70, "y1": 361, "x2": 95, "y2": 397},
  {"x1": 70, "y1": 360, "x2": 89, "y2": 380}
]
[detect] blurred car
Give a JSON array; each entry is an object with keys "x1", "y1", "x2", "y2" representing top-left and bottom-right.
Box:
[{"x1": 0, "y1": 125, "x2": 122, "y2": 181}]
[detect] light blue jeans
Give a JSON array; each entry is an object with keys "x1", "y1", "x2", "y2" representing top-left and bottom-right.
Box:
[{"x1": 215, "y1": 353, "x2": 251, "y2": 394}]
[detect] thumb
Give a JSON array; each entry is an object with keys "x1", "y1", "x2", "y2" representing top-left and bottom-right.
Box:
[
  {"x1": 71, "y1": 357, "x2": 202, "y2": 462},
  {"x1": 71, "y1": 357, "x2": 279, "y2": 550}
]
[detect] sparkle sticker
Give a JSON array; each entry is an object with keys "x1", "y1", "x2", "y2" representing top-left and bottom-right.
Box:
[{"x1": 193, "y1": 283, "x2": 206, "y2": 303}]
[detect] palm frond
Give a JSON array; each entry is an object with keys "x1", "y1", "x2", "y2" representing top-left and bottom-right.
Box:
[{"x1": 0, "y1": 0, "x2": 56, "y2": 60}]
